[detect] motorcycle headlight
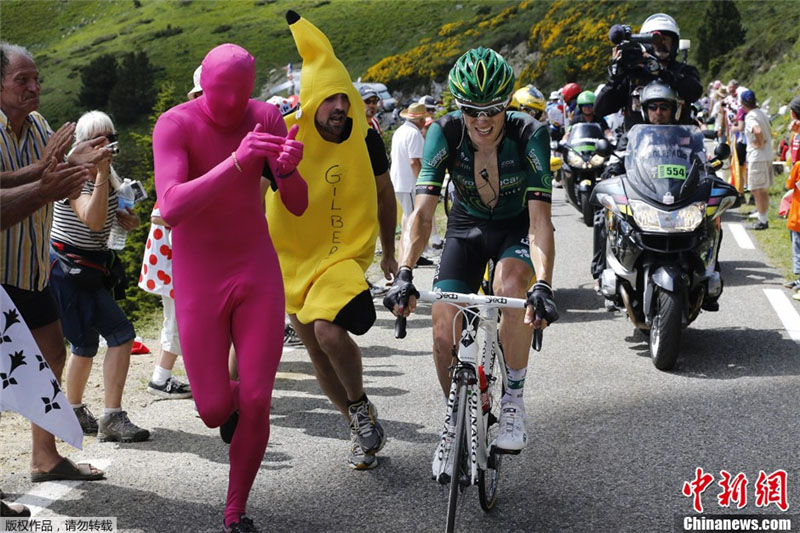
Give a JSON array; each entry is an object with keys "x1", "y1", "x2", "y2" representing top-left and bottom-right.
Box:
[
  {"x1": 629, "y1": 200, "x2": 706, "y2": 233},
  {"x1": 595, "y1": 192, "x2": 618, "y2": 213},
  {"x1": 567, "y1": 152, "x2": 585, "y2": 168},
  {"x1": 589, "y1": 154, "x2": 605, "y2": 167}
]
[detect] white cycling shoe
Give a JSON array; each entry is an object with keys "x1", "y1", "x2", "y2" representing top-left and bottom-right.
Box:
[
  {"x1": 432, "y1": 424, "x2": 456, "y2": 483},
  {"x1": 494, "y1": 403, "x2": 527, "y2": 451}
]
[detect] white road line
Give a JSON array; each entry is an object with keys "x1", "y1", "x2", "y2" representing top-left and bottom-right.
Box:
[
  {"x1": 764, "y1": 289, "x2": 800, "y2": 343},
  {"x1": 727, "y1": 223, "x2": 755, "y2": 250},
  {"x1": 15, "y1": 459, "x2": 111, "y2": 517}
]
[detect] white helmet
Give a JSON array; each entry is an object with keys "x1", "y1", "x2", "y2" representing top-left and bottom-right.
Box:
[
  {"x1": 549, "y1": 91, "x2": 560, "y2": 100},
  {"x1": 641, "y1": 13, "x2": 680, "y2": 60},
  {"x1": 641, "y1": 13, "x2": 680, "y2": 37}
]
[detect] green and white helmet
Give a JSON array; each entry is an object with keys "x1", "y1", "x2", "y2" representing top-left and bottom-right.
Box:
[{"x1": 448, "y1": 47, "x2": 515, "y2": 104}]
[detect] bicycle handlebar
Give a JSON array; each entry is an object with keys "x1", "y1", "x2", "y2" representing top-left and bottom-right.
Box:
[{"x1": 392, "y1": 290, "x2": 545, "y2": 350}]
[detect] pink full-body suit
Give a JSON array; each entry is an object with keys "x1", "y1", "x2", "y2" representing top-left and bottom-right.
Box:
[{"x1": 152, "y1": 44, "x2": 307, "y2": 526}]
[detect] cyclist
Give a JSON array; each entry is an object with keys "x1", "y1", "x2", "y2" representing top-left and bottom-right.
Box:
[
  {"x1": 512, "y1": 85, "x2": 547, "y2": 122},
  {"x1": 383, "y1": 47, "x2": 558, "y2": 477}
]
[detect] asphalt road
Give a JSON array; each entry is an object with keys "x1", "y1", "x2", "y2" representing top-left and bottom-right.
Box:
[{"x1": 4, "y1": 186, "x2": 800, "y2": 533}]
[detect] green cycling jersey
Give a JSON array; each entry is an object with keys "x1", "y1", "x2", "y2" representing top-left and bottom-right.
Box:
[{"x1": 415, "y1": 110, "x2": 553, "y2": 221}]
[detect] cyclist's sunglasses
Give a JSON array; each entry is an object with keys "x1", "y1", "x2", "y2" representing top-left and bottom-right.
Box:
[
  {"x1": 456, "y1": 99, "x2": 509, "y2": 119},
  {"x1": 646, "y1": 103, "x2": 672, "y2": 112}
]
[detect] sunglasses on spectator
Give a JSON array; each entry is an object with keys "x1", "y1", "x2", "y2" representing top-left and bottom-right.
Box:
[
  {"x1": 93, "y1": 133, "x2": 118, "y2": 143},
  {"x1": 364, "y1": 97, "x2": 379, "y2": 105},
  {"x1": 646, "y1": 103, "x2": 672, "y2": 112},
  {"x1": 456, "y1": 99, "x2": 508, "y2": 119}
]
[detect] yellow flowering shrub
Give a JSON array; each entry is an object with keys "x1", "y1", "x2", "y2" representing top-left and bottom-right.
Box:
[{"x1": 520, "y1": 0, "x2": 630, "y2": 89}]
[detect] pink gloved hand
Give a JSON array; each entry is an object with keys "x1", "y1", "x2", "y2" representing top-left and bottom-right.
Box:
[
  {"x1": 233, "y1": 123, "x2": 284, "y2": 171},
  {"x1": 276, "y1": 124, "x2": 303, "y2": 177}
]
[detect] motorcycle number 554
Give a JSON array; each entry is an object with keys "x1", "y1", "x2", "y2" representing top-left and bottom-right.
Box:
[{"x1": 657, "y1": 164, "x2": 687, "y2": 180}]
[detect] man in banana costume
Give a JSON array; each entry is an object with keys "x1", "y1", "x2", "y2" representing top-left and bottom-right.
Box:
[{"x1": 266, "y1": 10, "x2": 397, "y2": 470}]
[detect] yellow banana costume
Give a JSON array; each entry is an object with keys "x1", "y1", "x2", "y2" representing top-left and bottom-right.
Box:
[{"x1": 266, "y1": 11, "x2": 378, "y2": 325}]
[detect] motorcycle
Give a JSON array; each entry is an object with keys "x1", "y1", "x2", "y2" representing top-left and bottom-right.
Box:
[
  {"x1": 559, "y1": 122, "x2": 610, "y2": 226},
  {"x1": 591, "y1": 124, "x2": 737, "y2": 370}
]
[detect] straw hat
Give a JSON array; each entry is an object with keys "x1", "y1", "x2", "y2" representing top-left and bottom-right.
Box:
[{"x1": 400, "y1": 102, "x2": 430, "y2": 119}]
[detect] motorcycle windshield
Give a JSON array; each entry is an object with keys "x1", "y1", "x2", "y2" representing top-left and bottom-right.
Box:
[
  {"x1": 567, "y1": 123, "x2": 604, "y2": 153},
  {"x1": 623, "y1": 125, "x2": 707, "y2": 205}
]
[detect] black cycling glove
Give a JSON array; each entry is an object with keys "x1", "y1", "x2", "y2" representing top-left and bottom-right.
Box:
[
  {"x1": 383, "y1": 267, "x2": 420, "y2": 313},
  {"x1": 526, "y1": 281, "x2": 559, "y2": 324}
]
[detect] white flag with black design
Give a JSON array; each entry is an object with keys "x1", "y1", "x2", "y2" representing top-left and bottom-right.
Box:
[{"x1": 0, "y1": 286, "x2": 83, "y2": 449}]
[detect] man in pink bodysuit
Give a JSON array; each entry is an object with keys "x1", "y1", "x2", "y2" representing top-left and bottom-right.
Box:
[{"x1": 152, "y1": 44, "x2": 307, "y2": 533}]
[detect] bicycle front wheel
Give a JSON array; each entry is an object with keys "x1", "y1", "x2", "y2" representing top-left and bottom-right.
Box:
[
  {"x1": 446, "y1": 373, "x2": 469, "y2": 533},
  {"x1": 478, "y1": 349, "x2": 504, "y2": 512}
]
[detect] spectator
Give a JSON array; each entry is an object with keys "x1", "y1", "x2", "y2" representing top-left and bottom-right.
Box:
[
  {"x1": 740, "y1": 90, "x2": 774, "y2": 230},
  {"x1": 138, "y1": 201, "x2": 192, "y2": 399},
  {"x1": 390, "y1": 103, "x2": 440, "y2": 262},
  {"x1": 265, "y1": 11, "x2": 397, "y2": 471},
  {"x1": 153, "y1": 42, "x2": 308, "y2": 532},
  {"x1": 49, "y1": 110, "x2": 150, "y2": 442},
  {"x1": 710, "y1": 86, "x2": 728, "y2": 141},
  {"x1": 783, "y1": 96, "x2": 800, "y2": 295},
  {"x1": 419, "y1": 94, "x2": 438, "y2": 115},
  {"x1": 1, "y1": 41, "x2": 106, "y2": 486},
  {"x1": 359, "y1": 85, "x2": 383, "y2": 135}
]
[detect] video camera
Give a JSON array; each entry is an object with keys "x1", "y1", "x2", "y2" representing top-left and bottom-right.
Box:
[{"x1": 608, "y1": 24, "x2": 655, "y2": 72}]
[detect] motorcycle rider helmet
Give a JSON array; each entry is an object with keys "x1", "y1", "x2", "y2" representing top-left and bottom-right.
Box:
[
  {"x1": 576, "y1": 90, "x2": 596, "y2": 107},
  {"x1": 561, "y1": 82, "x2": 581, "y2": 103},
  {"x1": 448, "y1": 47, "x2": 515, "y2": 105},
  {"x1": 639, "y1": 80, "x2": 678, "y2": 123},
  {"x1": 513, "y1": 85, "x2": 546, "y2": 118},
  {"x1": 641, "y1": 13, "x2": 680, "y2": 61}
]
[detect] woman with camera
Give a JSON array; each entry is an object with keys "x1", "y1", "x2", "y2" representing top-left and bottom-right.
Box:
[{"x1": 49, "y1": 110, "x2": 150, "y2": 443}]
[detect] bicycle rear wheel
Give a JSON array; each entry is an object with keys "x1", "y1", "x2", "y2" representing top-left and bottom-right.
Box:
[
  {"x1": 446, "y1": 373, "x2": 469, "y2": 533},
  {"x1": 478, "y1": 340, "x2": 504, "y2": 511}
]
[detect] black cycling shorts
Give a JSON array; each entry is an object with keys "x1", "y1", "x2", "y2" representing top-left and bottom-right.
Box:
[{"x1": 433, "y1": 212, "x2": 534, "y2": 294}]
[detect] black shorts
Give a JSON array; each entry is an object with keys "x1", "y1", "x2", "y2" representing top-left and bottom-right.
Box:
[
  {"x1": 433, "y1": 212, "x2": 534, "y2": 294},
  {"x1": 332, "y1": 289, "x2": 375, "y2": 335},
  {"x1": 2, "y1": 283, "x2": 60, "y2": 330},
  {"x1": 736, "y1": 142, "x2": 747, "y2": 164}
]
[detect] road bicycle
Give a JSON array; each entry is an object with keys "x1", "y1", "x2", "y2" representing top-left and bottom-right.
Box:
[{"x1": 395, "y1": 290, "x2": 542, "y2": 532}]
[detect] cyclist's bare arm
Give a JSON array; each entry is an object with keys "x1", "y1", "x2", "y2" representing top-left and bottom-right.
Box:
[
  {"x1": 394, "y1": 193, "x2": 438, "y2": 315},
  {"x1": 526, "y1": 198, "x2": 555, "y2": 327}
]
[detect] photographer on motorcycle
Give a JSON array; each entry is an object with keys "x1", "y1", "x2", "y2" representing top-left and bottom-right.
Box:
[
  {"x1": 594, "y1": 81, "x2": 724, "y2": 311},
  {"x1": 595, "y1": 13, "x2": 703, "y2": 132}
]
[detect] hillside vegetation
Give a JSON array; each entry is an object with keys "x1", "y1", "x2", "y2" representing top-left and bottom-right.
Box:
[{"x1": 3, "y1": 0, "x2": 799, "y2": 322}]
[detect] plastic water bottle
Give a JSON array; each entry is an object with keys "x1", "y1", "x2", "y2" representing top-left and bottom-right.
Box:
[
  {"x1": 478, "y1": 365, "x2": 489, "y2": 414},
  {"x1": 108, "y1": 179, "x2": 134, "y2": 250}
]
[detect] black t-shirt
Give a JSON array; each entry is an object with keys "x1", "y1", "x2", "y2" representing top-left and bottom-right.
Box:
[{"x1": 571, "y1": 113, "x2": 610, "y2": 131}]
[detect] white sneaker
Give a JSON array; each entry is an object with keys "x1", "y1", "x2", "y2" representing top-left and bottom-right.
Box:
[
  {"x1": 494, "y1": 403, "x2": 527, "y2": 451},
  {"x1": 431, "y1": 424, "x2": 456, "y2": 483}
]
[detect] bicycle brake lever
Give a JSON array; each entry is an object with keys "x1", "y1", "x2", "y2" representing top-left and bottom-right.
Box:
[
  {"x1": 531, "y1": 299, "x2": 545, "y2": 351},
  {"x1": 394, "y1": 287, "x2": 408, "y2": 339}
]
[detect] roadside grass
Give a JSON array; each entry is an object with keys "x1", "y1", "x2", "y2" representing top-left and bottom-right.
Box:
[{"x1": 738, "y1": 177, "x2": 795, "y2": 282}]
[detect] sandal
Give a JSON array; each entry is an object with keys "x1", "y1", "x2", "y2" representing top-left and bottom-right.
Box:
[
  {"x1": 1, "y1": 499, "x2": 31, "y2": 517},
  {"x1": 30, "y1": 457, "x2": 105, "y2": 483}
]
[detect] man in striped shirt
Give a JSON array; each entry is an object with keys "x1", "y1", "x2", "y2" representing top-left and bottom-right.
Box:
[{"x1": 1, "y1": 41, "x2": 108, "y2": 484}]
